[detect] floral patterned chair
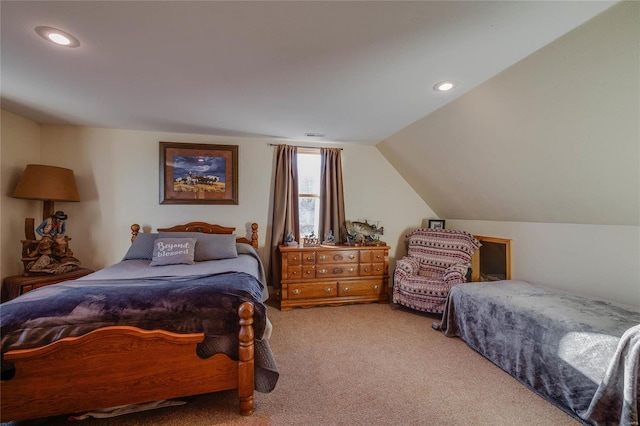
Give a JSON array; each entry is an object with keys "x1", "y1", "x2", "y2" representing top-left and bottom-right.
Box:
[{"x1": 393, "y1": 228, "x2": 481, "y2": 314}]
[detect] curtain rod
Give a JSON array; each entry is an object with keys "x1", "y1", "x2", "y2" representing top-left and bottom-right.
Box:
[{"x1": 267, "y1": 143, "x2": 342, "y2": 150}]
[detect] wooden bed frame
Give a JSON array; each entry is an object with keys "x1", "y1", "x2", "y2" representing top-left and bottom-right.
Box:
[{"x1": 1, "y1": 222, "x2": 261, "y2": 422}]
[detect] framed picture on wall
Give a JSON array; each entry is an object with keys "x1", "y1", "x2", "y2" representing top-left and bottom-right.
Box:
[
  {"x1": 160, "y1": 142, "x2": 238, "y2": 204},
  {"x1": 428, "y1": 219, "x2": 445, "y2": 229}
]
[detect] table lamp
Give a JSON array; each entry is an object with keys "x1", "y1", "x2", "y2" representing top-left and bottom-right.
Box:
[{"x1": 12, "y1": 164, "x2": 80, "y2": 239}]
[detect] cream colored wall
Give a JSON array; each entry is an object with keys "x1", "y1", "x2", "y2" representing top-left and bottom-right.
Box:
[
  {"x1": 1, "y1": 110, "x2": 41, "y2": 278},
  {"x1": 0, "y1": 124, "x2": 431, "y2": 285},
  {"x1": 376, "y1": 2, "x2": 640, "y2": 307},
  {"x1": 447, "y1": 220, "x2": 640, "y2": 308}
]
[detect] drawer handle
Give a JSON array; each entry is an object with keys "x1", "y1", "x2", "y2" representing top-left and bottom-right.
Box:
[
  {"x1": 319, "y1": 255, "x2": 327, "y2": 261},
  {"x1": 305, "y1": 256, "x2": 313, "y2": 261},
  {"x1": 348, "y1": 268, "x2": 355, "y2": 273},
  {"x1": 343, "y1": 287, "x2": 350, "y2": 292},
  {"x1": 363, "y1": 267, "x2": 370, "y2": 273},
  {"x1": 292, "y1": 289, "x2": 301, "y2": 295},
  {"x1": 325, "y1": 287, "x2": 333, "y2": 293},
  {"x1": 376, "y1": 254, "x2": 382, "y2": 259},
  {"x1": 373, "y1": 285, "x2": 380, "y2": 290},
  {"x1": 333, "y1": 268, "x2": 343, "y2": 274},
  {"x1": 349, "y1": 254, "x2": 355, "y2": 259},
  {"x1": 318, "y1": 269, "x2": 328, "y2": 275},
  {"x1": 305, "y1": 270, "x2": 312, "y2": 275},
  {"x1": 375, "y1": 267, "x2": 381, "y2": 272},
  {"x1": 292, "y1": 255, "x2": 298, "y2": 261}
]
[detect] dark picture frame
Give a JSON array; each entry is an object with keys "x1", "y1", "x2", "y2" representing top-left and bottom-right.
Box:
[
  {"x1": 160, "y1": 142, "x2": 238, "y2": 205},
  {"x1": 428, "y1": 219, "x2": 445, "y2": 230}
]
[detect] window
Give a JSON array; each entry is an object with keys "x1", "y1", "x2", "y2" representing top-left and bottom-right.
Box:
[{"x1": 297, "y1": 149, "x2": 320, "y2": 238}]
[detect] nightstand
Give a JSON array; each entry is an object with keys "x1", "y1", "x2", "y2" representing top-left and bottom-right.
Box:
[{"x1": 1, "y1": 268, "x2": 94, "y2": 302}]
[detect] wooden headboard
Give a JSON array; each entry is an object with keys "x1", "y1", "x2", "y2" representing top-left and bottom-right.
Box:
[{"x1": 130, "y1": 222, "x2": 259, "y2": 249}]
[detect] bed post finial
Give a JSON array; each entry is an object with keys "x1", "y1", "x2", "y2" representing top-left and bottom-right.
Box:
[
  {"x1": 251, "y1": 223, "x2": 258, "y2": 249},
  {"x1": 131, "y1": 224, "x2": 140, "y2": 244},
  {"x1": 238, "y1": 302, "x2": 255, "y2": 415}
]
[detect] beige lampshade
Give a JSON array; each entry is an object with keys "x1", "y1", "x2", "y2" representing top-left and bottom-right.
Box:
[
  {"x1": 13, "y1": 164, "x2": 80, "y2": 222},
  {"x1": 13, "y1": 164, "x2": 80, "y2": 202}
]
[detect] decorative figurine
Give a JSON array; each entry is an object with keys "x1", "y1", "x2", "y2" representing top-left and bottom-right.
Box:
[
  {"x1": 285, "y1": 232, "x2": 297, "y2": 246},
  {"x1": 23, "y1": 210, "x2": 80, "y2": 275},
  {"x1": 322, "y1": 230, "x2": 336, "y2": 245},
  {"x1": 36, "y1": 210, "x2": 67, "y2": 237},
  {"x1": 303, "y1": 231, "x2": 320, "y2": 247},
  {"x1": 345, "y1": 220, "x2": 385, "y2": 246}
]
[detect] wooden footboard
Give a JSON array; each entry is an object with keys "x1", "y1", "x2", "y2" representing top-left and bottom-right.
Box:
[{"x1": 0, "y1": 302, "x2": 255, "y2": 422}]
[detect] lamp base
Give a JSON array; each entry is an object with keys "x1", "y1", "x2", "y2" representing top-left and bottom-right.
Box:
[
  {"x1": 43, "y1": 200, "x2": 55, "y2": 221},
  {"x1": 24, "y1": 218, "x2": 36, "y2": 241}
]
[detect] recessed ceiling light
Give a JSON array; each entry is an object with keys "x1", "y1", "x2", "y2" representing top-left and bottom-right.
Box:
[
  {"x1": 35, "y1": 26, "x2": 80, "y2": 48},
  {"x1": 305, "y1": 133, "x2": 325, "y2": 138},
  {"x1": 433, "y1": 81, "x2": 456, "y2": 92}
]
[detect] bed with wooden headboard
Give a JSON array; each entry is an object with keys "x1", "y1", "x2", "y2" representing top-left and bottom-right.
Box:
[{"x1": 1, "y1": 221, "x2": 277, "y2": 422}]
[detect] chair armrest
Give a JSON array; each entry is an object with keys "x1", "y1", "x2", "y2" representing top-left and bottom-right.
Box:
[
  {"x1": 395, "y1": 256, "x2": 420, "y2": 276},
  {"x1": 443, "y1": 263, "x2": 470, "y2": 285}
]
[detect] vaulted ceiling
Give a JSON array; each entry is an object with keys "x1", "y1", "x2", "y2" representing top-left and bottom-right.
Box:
[
  {"x1": 1, "y1": 1, "x2": 616, "y2": 144},
  {"x1": 379, "y1": 1, "x2": 639, "y2": 226}
]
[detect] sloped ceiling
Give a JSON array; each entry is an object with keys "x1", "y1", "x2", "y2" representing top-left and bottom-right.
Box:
[
  {"x1": 378, "y1": 1, "x2": 639, "y2": 226},
  {"x1": 0, "y1": 1, "x2": 616, "y2": 144}
]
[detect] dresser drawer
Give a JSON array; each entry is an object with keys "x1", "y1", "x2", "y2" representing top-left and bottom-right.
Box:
[
  {"x1": 301, "y1": 252, "x2": 316, "y2": 264},
  {"x1": 285, "y1": 252, "x2": 302, "y2": 266},
  {"x1": 317, "y1": 250, "x2": 358, "y2": 264},
  {"x1": 283, "y1": 265, "x2": 317, "y2": 280},
  {"x1": 284, "y1": 266, "x2": 301, "y2": 280},
  {"x1": 360, "y1": 262, "x2": 386, "y2": 276},
  {"x1": 288, "y1": 283, "x2": 337, "y2": 299},
  {"x1": 301, "y1": 265, "x2": 316, "y2": 279},
  {"x1": 338, "y1": 280, "x2": 383, "y2": 297},
  {"x1": 316, "y1": 264, "x2": 359, "y2": 278},
  {"x1": 360, "y1": 249, "x2": 386, "y2": 263}
]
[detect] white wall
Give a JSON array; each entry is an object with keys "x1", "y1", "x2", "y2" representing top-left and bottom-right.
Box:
[
  {"x1": 0, "y1": 110, "x2": 41, "y2": 278},
  {"x1": 448, "y1": 219, "x2": 640, "y2": 308},
  {"x1": 374, "y1": 2, "x2": 640, "y2": 308},
  {"x1": 0, "y1": 119, "x2": 435, "y2": 284}
]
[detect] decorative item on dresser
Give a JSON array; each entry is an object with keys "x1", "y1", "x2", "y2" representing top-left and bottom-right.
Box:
[{"x1": 278, "y1": 244, "x2": 390, "y2": 311}]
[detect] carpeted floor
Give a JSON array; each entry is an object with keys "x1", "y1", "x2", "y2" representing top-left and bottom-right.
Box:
[{"x1": 5, "y1": 300, "x2": 579, "y2": 425}]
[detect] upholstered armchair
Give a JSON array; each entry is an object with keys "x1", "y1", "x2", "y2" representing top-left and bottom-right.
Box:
[{"x1": 393, "y1": 228, "x2": 481, "y2": 314}]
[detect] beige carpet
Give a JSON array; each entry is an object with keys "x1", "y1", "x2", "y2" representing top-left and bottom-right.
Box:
[{"x1": 6, "y1": 301, "x2": 579, "y2": 425}]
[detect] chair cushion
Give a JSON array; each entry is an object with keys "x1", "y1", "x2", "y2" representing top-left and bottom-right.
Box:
[{"x1": 406, "y1": 228, "x2": 481, "y2": 268}]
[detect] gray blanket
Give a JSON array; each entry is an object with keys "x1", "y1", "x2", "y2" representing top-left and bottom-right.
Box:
[{"x1": 434, "y1": 280, "x2": 640, "y2": 426}]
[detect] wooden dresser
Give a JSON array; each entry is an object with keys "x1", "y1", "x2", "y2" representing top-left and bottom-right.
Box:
[{"x1": 278, "y1": 244, "x2": 390, "y2": 311}]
